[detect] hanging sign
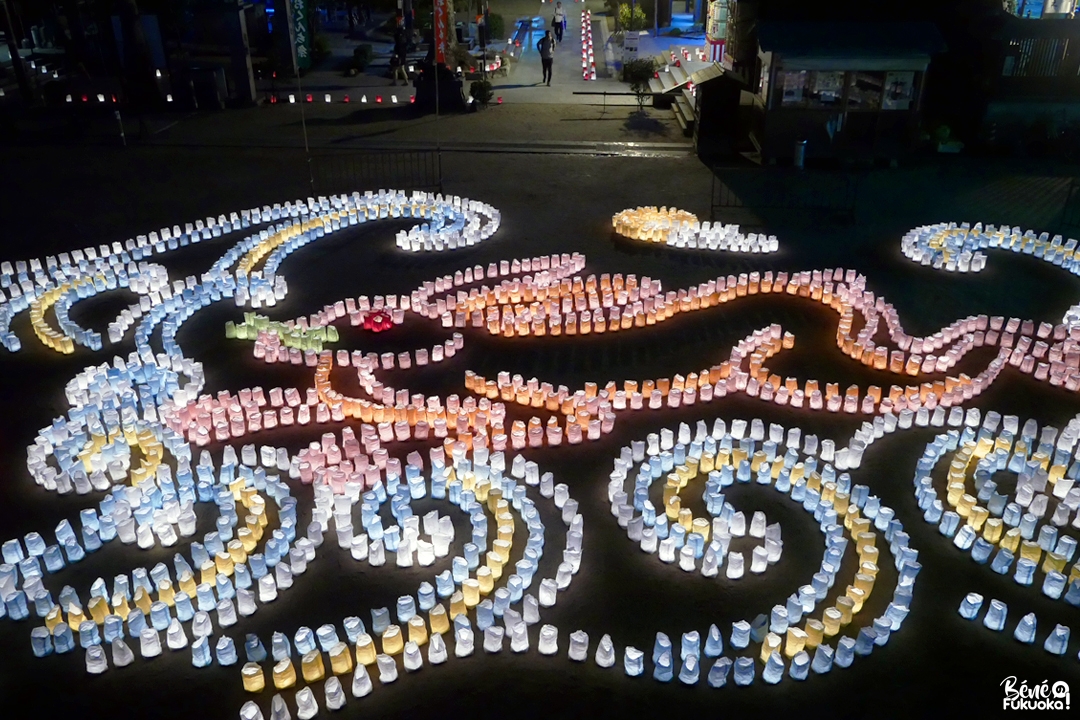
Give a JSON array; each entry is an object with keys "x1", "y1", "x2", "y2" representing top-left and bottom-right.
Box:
[
  {"x1": 289, "y1": 0, "x2": 312, "y2": 71},
  {"x1": 434, "y1": 0, "x2": 452, "y2": 63}
]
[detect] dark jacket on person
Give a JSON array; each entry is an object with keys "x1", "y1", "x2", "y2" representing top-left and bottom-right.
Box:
[
  {"x1": 393, "y1": 27, "x2": 409, "y2": 63},
  {"x1": 537, "y1": 35, "x2": 553, "y2": 59}
]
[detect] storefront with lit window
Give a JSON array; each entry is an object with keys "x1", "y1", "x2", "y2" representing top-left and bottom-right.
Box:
[
  {"x1": 752, "y1": 22, "x2": 945, "y2": 163},
  {"x1": 1012, "y1": 0, "x2": 1076, "y2": 19}
]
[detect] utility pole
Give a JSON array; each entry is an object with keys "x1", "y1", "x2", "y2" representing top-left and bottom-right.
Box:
[{"x1": 0, "y1": 0, "x2": 33, "y2": 103}]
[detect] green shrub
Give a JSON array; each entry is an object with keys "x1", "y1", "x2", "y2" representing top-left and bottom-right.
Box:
[
  {"x1": 312, "y1": 34, "x2": 331, "y2": 63},
  {"x1": 470, "y1": 79, "x2": 494, "y2": 106},
  {"x1": 668, "y1": 27, "x2": 682, "y2": 37},
  {"x1": 353, "y1": 44, "x2": 374, "y2": 70},
  {"x1": 622, "y1": 57, "x2": 657, "y2": 111},
  {"x1": 618, "y1": 3, "x2": 648, "y2": 31},
  {"x1": 488, "y1": 13, "x2": 505, "y2": 42},
  {"x1": 622, "y1": 57, "x2": 657, "y2": 84}
]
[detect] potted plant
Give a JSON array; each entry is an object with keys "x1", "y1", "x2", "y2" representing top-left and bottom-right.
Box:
[
  {"x1": 348, "y1": 44, "x2": 374, "y2": 76},
  {"x1": 935, "y1": 124, "x2": 964, "y2": 154},
  {"x1": 469, "y1": 79, "x2": 494, "y2": 108}
]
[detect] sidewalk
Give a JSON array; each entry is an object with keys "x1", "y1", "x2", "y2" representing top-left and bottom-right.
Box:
[
  {"x1": 0, "y1": 0, "x2": 682, "y2": 150},
  {"x1": 270, "y1": 0, "x2": 632, "y2": 105},
  {"x1": 0, "y1": 100, "x2": 688, "y2": 150},
  {"x1": 151, "y1": 101, "x2": 688, "y2": 148},
  {"x1": 249, "y1": 0, "x2": 630, "y2": 102},
  {"x1": 489, "y1": 1, "x2": 634, "y2": 106}
]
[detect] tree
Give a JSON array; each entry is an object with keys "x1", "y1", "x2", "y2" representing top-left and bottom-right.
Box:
[
  {"x1": 622, "y1": 56, "x2": 657, "y2": 112},
  {"x1": 618, "y1": 3, "x2": 648, "y2": 30}
]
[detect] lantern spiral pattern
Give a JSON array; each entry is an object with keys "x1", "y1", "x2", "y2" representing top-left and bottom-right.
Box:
[
  {"x1": 604, "y1": 418, "x2": 919, "y2": 685},
  {"x1": 0, "y1": 191, "x2": 1079, "y2": 718}
]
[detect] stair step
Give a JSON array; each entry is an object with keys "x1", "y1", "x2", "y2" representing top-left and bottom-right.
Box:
[
  {"x1": 675, "y1": 96, "x2": 694, "y2": 124},
  {"x1": 668, "y1": 45, "x2": 706, "y2": 63},
  {"x1": 655, "y1": 71, "x2": 677, "y2": 93},
  {"x1": 673, "y1": 106, "x2": 688, "y2": 133}
]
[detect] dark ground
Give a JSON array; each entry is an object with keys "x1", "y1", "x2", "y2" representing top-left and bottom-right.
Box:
[{"x1": 0, "y1": 140, "x2": 1079, "y2": 720}]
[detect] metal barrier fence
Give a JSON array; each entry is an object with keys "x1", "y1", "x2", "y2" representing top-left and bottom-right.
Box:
[
  {"x1": 711, "y1": 167, "x2": 861, "y2": 225},
  {"x1": 306, "y1": 150, "x2": 443, "y2": 196},
  {"x1": 1061, "y1": 177, "x2": 1080, "y2": 232}
]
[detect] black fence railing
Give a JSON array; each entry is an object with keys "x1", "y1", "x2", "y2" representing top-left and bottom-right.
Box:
[
  {"x1": 1060, "y1": 178, "x2": 1080, "y2": 233},
  {"x1": 306, "y1": 150, "x2": 443, "y2": 197},
  {"x1": 711, "y1": 167, "x2": 861, "y2": 225}
]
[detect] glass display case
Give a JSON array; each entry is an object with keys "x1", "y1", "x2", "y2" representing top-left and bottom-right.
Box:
[
  {"x1": 847, "y1": 71, "x2": 884, "y2": 110},
  {"x1": 778, "y1": 70, "x2": 845, "y2": 108}
]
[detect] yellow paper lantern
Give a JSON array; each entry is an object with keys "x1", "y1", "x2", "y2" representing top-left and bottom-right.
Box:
[
  {"x1": 272, "y1": 659, "x2": 297, "y2": 689},
  {"x1": 804, "y1": 619, "x2": 824, "y2": 648},
  {"x1": 759, "y1": 632, "x2": 781, "y2": 664},
  {"x1": 408, "y1": 616, "x2": 429, "y2": 646},
  {"x1": 242, "y1": 662, "x2": 266, "y2": 692},
  {"x1": 784, "y1": 627, "x2": 807, "y2": 658},
  {"x1": 87, "y1": 596, "x2": 109, "y2": 624},
  {"x1": 450, "y1": 591, "x2": 468, "y2": 618},
  {"x1": 382, "y1": 625, "x2": 404, "y2": 655},
  {"x1": 822, "y1": 608, "x2": 842, "y2": 637},
  {"x1": 355, "y1": 634, "x2": 377, "y2": 665},
  {"x1": 329, "y1": 642, "x2": 353, "y2": 675},
  {"x1": 301, "y1": 650, "x2": 326, "y2": 683}
]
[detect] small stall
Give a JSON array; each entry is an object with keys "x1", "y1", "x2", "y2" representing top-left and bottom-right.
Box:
[{"x1": 753, "y1": 21, "x2": 945, "y2": 163}]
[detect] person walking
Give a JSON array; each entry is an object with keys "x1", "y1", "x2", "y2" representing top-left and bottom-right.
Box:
[
  {"x1": 391, "y1": 22, "x2": 409, "y2": 85},
  {"x1": 537, "y1": 30, "x2": 554, "y2": 85},
  {"x1": 552, "y1": 2, "x2": 566, "y2": 45}
]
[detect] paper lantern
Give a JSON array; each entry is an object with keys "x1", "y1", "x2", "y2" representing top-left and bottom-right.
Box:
[
  {"x1": 1014, "y1": 613, "x2": 1037, "y2": 644},
  {"x1": 454, "y1": 627, "x2": 475, "y2": 657},
  {"x1": 242, "y1": 662, "x2": 266, "y2": 692},
  {"x1": 325, "y1": 677, "x2": 347, "y2": 710},
  {"x1": 352, "y1": 665, "x2": 373, "y2": 696},
  {"x1": 1044, "y1": 624, "x2": 1070, "y2": 655},
  {"x1": 381, "y1": 625, "x2": 404, "y2": 655},
  {"x1": 355, "y1": 634, "x2": 377, "y2": 665},
  {"x1": 272, "y1": 659, "x2": 297, "y2": 688}
]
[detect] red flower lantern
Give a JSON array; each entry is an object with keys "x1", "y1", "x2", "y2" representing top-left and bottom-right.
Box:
[{"x1": 362, "y1": 311, "x2": 393, "y2": 332}]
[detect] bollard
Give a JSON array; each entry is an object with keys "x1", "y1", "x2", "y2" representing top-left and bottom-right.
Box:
[{"x1": 794, "y1": 139, "x2": 807, "y2": 169}]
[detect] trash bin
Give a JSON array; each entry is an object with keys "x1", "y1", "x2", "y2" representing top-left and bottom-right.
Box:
[{"x1": 794, "y1": 139, "x2": 807, "y2": 169}]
